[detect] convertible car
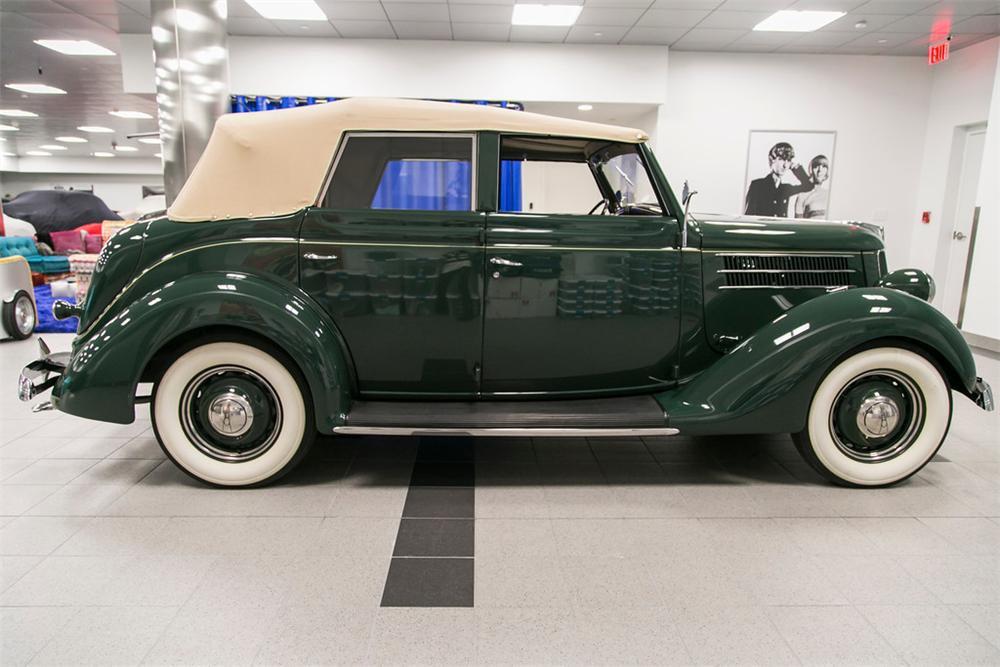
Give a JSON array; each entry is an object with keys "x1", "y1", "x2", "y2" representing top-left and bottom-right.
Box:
[{"x1": 19, "y1": 98, "x2": 993, "y2": 488}]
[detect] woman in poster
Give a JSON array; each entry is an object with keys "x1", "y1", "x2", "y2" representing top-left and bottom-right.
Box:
[{"x1": 795, "y1": 154, "x2": 830, "y2": 219}]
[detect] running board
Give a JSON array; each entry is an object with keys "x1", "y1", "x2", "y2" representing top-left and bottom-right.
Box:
[{"x1": 338, "y1": 395, "x2": 675, "y2": 437}]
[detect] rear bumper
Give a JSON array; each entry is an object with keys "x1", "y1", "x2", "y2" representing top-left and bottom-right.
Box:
[
  {"x1": 972, "y1": 377, "x2": 994, "y2": 411},
  {"x1": 17, "y1": 339, "x2": 69, "y2": 404}
]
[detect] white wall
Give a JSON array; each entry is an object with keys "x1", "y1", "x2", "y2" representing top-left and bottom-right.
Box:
[
  {"x1": 228, "y1": 37, "x2": 669, "y2": 105},
  {"x1": 0, "y1": 173, "x2": 163, "y2": 213},
  {"x1": 662, "y1": 51, "x2": 934, "y2": 261},
  {"x1": 962, "y1": 40, "x2": 1000, "y2": 341},
  {"x1": 910, "y1": 37, "x2": 999, "y2": 273}
]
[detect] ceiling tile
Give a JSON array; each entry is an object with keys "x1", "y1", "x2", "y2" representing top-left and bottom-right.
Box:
[
  {"x1": 565, "y1": 25, "x2": 630, "y2": 42},
  {"x1": 789, "y1": 0, "x2": 868, "y2": 9},
  {"x1": 117, "y1": 0, "x2": 151, "y2": 17},
  {"x1": 449, "y1": 4, "x2": 512, "y2": 23},
  {"x1": 886, "y1": 41, "x2": 931, "y2": 54},
  {"x1": 332, "y1": 19, "x2": 396, "y2": 37},
  {"x1": 2, "y1": 0, "x2": 73, "y2": 11},
  {"x1": 54, "y1": 0, "x2": 121, "y2": 13},
  {"x1": 649, "y1": 0, "x2": 722, "y2": 8},
  {"x1": 697, "y1": 10, "x2": 772, "y2": 28},
  {"x1": 824, "y1": 13, "x2": 908, "y2": 31},
  {"x1": 620, "y1": 25, "x2": 688, "y2": 43},
  {"x1": 919, "y1": 1, "x2": 1000, "y2": 15},
  {"x1": 723, "y1": 41, "x2": 780, "y2": 51},
  {"x1": 392, "y1": 20, "x2": 452, "y2": 38},
  {"x1": 728, "y1": 28, "x2": 797, "y2": 44},
  {"x1": 850, "y1": 1, "x2": 936, "y2": 14},
  {"x1": 509, "y1": 25, "x2": 571, "y2": 41},
  {"x1": 18, "y1": 11, "x2": 107, "y2": 30},
  {"x1": 882, "y1": 13, "x2": 965, "y2": 32},
  {"x1": 451, "y1": 22, "x2": 510, "y2": 40},
  {"x1": 226, "y1": 17, "x2": 282, "y2": 35},
  {"x1": 224, "y1": 0, "x2": 263, "y2": 18},
  {"x1": 844, "y1": 30, "x2": 923, "y2": 47},
  {"x1": 583, "y1": 0, "x2": 653, "y2": 6},
  {"x1": 320, "y1": 2, "x2": 388, "y2": 20},
  {"x1": 717, "y1": 0, "x2": 794, "y2": 9},
  {"x1": 787, "y1": 29, "x2": 864, "y2": 45},
  {"x1": 635, "y1": 8, "x2": 711, "y2": 27},
  {"x1": 448, "y1": 0, "x2": 515, "y2": 5},
  {"x1": 275, "y1": 20, "x2": 340, "y2": 36},
  {"x1": 954, "y1": 15, "x2": 1000, "y2": 34},
  {"x1": 576, "y1": 7, "x2": 646, "y2": 26},
  {"x1": 672, "y1": 26, "x2": 745, "y2": 43},
  {"x1": 383, "y1": 2, "x2": 449, "y2": 21}
]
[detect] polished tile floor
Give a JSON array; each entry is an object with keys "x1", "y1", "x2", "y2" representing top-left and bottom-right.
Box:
[{"x1": 1, "y1": 334, "x2": 998, "y2": 665}]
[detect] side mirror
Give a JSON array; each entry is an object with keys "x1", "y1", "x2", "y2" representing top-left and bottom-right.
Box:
[
  {"x1": 681, "y1": 180, "x2": 690, "y2": 206},
  {"x1": 682, "y1": 181, "x2": 698, "y2": 248}
]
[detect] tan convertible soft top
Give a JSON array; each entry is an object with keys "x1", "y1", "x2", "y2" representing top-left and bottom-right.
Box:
[{"x1": 168, "y1": 97, "x2": 649, "y2": 222}]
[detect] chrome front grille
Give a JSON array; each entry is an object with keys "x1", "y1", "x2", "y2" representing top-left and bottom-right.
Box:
[{"x1": 718, "y1": 254, "x2": 855, "y2": 289}]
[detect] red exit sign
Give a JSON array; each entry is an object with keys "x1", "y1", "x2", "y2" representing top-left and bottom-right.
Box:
[{"x1": 929, "y1": 41, "x2": 950, "y2": 65}]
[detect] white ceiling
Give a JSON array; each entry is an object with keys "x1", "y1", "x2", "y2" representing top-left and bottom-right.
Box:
[{"x1": 0, "y1": 0, "x2": 997, "y2": 159}]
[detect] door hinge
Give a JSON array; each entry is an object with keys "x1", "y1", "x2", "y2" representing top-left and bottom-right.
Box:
[{"x1": 474, "y1": 362, "x2": 482, "y2": 387}]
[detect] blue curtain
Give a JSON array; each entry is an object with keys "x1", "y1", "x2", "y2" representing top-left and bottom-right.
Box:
[
  {"x1": 372, "y1": 160, "x2": 471, "y2": 211},
  {"x1": 499, "y1": 160, "x2": 522, "y2": 212}
]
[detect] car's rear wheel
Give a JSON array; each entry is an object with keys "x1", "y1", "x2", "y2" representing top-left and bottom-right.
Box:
[
  {"x1": 793, "y1": 346, "x2": 951, "y2": 487},
  {"x1": 3, "y1": 290, "x2": 36, "y2": 340},
  {"x1": 152, "y1": 341, "x2": 314, "y2": 487}
]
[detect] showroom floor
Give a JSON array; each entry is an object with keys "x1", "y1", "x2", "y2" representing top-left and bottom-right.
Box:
[{"x1": 1, "y1": 334, "x2": 998, "y2": 665}]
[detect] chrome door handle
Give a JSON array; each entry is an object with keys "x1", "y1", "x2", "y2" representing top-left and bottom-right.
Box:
[
  {"x1": 489, "y1": 256, "x2": 522, "y2": 267},
  {"x1": 952, "y1": 231, "x2": 967, "y2": 241},
  {"x1": 303, "y1": 252, "x2": 339, "y2": 261}
]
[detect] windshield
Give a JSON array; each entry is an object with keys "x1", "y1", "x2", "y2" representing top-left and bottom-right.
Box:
[{"x1": 599, "y1": 151, "x2": 660, "y2": 210}]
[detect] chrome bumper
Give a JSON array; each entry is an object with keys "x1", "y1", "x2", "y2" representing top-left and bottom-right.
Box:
[
  {"x1": 972, "y1": 377, "x2": 994, "y2": 412},
  {"x1": 17, "y1": 338, "x2": 69, "y2": 405}
]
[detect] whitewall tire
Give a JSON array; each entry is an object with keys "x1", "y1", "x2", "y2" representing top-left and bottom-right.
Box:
[
  {"x1": 152, "y1": 341, "x2": 314, "y2": 487},
  {"x1": 793, "y1": 346, "x2": 951, "y2": 487}
]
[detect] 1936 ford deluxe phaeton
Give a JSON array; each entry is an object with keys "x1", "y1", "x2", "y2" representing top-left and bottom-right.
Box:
[{"x1": 19, "y1": 98, "x2": 993, "y2": 488}]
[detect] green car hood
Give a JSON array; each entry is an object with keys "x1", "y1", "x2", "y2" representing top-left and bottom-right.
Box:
[{"x1": 693, "y1": 213, "x2": 885, "y2": 252}]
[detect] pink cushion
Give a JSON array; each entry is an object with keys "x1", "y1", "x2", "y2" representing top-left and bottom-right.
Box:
[
  {"x1": 50, "y1": 230, "x2": 85, "y2": 254},
  {"x1": 84, "y1": 235, "x2": 103, "y2": 253}
]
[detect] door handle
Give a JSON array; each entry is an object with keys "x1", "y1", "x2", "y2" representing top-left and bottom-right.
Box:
[
  {"x1": 489, "y1": 256, "x2": 522, "y2": 267},
  {"x1": 952, "y1": 231, "x2": 967, "y2": 241},
  {"x1": 303, "y1": 252, "x2": 339, "y2": 261}
]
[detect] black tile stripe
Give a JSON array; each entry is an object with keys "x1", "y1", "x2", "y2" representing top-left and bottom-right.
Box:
[{"x1": 381, "y1": 436, "x2": 474, "y2": 607}]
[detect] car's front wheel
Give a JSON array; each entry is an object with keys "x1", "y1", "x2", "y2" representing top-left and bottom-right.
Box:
[
  {"x1": 152, "y1": 341, "x2": 314, "y2": 487},
  {"x1": 793, "y1": 346, "x2": 951, "y2": 487},
  {"x1": 3, "y1": 290, "x2": 36, "y2": 340}
]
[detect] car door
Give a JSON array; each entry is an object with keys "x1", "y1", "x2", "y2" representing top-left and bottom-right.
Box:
[
  {"x1": 481, "y1": 135, "x2": 682, "y2": 395},
  {"x1": 300, "y1": 132, "x2": 485, "y2": 397}
]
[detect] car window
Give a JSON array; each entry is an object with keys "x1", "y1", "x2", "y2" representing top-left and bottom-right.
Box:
[
  {"x1": 325, "y1": 134, "x2": 473, "y2": 211},
  {"x1": 498, "y1": 135, "x2": 662, "y2": 216}
]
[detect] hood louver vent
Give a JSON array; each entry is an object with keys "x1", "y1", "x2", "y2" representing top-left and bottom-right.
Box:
[{"x1": 719, "y1": 254, "x2": 855, "y2": 289}]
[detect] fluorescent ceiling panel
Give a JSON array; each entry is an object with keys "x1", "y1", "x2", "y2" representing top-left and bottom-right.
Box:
[
  {"x1": 0, "y1": 124, "x2": 19, "y2": 131},
  {"x1": 0, "y1": 109, "x2": 38, "y2": 117},
  {"x1": 93, "y1": 152, "x2": 115, "y2": 157},
  {"x1": 138, "y1": 137, "x2": 162, "y2": 144},
  {"x1": 5, "y1": 83, "x2": 67, "y2": 95},
  {"x1": 754, "y1": 10, "x2": 845, "y2": 32},
  {"x1": 244, "y1": 0, "x2": 327, "y2": 21},
  {"x1": 56, "y1": 136, "x2": 87, "y2": 143},
  {"x1": 114, "y1": 145, "x2": 139, "y2": 152},
  {"x1": 34, "y1": 39, "x2": 116, "y2": 56},
  {"x1": 78, "y1": 126, "x2": 114, "y2": 133},
  {"x1": 39, "y1": 144, "x2": 67, "y2": 150},
  {"x1": 512, "y1": 4, "x2": 582, "y2": 27},
  {"x1": 26, "y1": 150, "x2": 51, "y2": 156},
  {"x1": 109, "y1": 110, "x2": 153, "y2": 119}
]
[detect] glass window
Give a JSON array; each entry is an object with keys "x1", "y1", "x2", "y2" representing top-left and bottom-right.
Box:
[
  {"x1": 325, "y1": 135, "x2": 473, "y2": 210},
  {"x1": 599, "y1": 151, "x2": 659, "y2": 211}
]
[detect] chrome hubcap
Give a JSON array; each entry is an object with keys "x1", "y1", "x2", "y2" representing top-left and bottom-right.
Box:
[
  {"x1": 14, "y1": 296, "x2": 34, "y2": 334},
  {"x1": 856, "y1": 395, "x2": 900, "y2": 438},
  {"x1": 207, "y1": 392, "x2": 254, "y2": 437}
]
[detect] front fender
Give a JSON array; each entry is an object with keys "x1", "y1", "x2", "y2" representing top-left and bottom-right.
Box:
[
  {"x1": 54, "y1": 271, "x2": 353, "y2": 431},
  {"x1": 657, "y1": 287, "x2": 977, "y2": 435}
]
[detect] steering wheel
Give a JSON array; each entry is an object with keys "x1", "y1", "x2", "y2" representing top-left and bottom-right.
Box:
[{"x1": 587, "y1": 198, "x2": 609, "y2": 215}]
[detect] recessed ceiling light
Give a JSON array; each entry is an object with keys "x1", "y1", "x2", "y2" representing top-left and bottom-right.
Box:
[
  {"x1": 154, "y1": 152, "x2": 163, "y2": 158},
  {"x1": 26, "y1": 150, "x2": 52, "y2": 156},
  {"x1": 877, "y1": 38, "x2": 888, "y2": 44},
  {"x1": 114, "y1": 145, "x2": 139, "y2": 152},
  {"x1": 138, "y1": 137, "x2": 162, "y2": 145},
  {"x1": 93, "y1": 151, "x2": 114, "y2": 157},
  {"x1": 56, "y1": 136, "x2": 87, "y2": 143},
  {"x1": 109, "y1": 110, "x2": 153, "y2": 119},
  {"x1": 0, "y1": 109, "x2": 38, "y2": 117},
  {"x1": 5, "y1": 83, "x2": 67, "y2": 95},
  {"x1": 34, "y1": 39, "x2": 115, "y2": 56},
  {"x1": 577, "y1": 104, "x2": 593, "y2": 111},
  {"x1": 244, "y1": 0, "x2": 327, "y2": 21},
  {"x1": 754, "y1": 10, "x2": 845, "y2": 32},
  {"x1": 0, "y1": 123, "x2": 18, "y2": 131},
  {"x1": 78, "y1": 125, "x2": 114, "y2": 133},
  {"x1": 855, "y1": 20, "x2": 867, "y2": 29},
  {"x1": 593, "y1": 32, "x2": 602, "y2": 37},
  {"x1": 39, "y1": 144, "x2": 67, "y2": 150},
  {"x1": 512, "y1": 4, "x2": 582, "y2": 27}
]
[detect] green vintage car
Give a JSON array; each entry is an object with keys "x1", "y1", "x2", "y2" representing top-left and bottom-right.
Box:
[{"x1": 19, "y1": 98, "x2": 993, "y2": 488}]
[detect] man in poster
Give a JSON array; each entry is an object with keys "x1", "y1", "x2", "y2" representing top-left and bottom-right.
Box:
[{"x1": 744, "y1": 142, "x2": 814, "y2": 217}]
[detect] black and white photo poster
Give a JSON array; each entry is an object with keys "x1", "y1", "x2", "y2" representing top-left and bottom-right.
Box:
[{"x1": 743, "y1": 130, "x2": 836, "y2": 219}]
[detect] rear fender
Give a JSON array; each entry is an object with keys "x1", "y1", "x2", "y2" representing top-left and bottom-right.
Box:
[
  {"x1": 657, "y1": 287, "x2": 977, "y2": 434},
  {"x1": 54, "y1": 271, "x2": 353, "y2": 431}
]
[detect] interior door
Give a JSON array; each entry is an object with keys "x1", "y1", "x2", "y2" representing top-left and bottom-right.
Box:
[
  {"x1": 482, "y1": 213, "x2": 680, "y2": 395},
  {"x1": 942, "y1": 126, "x2": 986, "y2": 323}
]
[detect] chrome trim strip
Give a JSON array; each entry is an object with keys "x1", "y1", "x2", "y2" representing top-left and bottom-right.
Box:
[
  {"x1": 707, "y1": 250, "x2": 857, "y2": 256},
  {"x1": 490, "y1": 243, "x2": 676, "y2": 252},
  {"x1": 333, "y1": 426, "x2": 679, "y2": 437},
  {"x1": 78, "y1": 237, "x2": 299, "y2": 338},
  {"x1": 718, "y1": 269, "x2": 856, "y2": 274},
  {"x1": 718, "y1": 285, "x2": 845, "y2": 290},
  {"x1": 302, "y1": 239, "x2": 481, "y2": 250}
]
